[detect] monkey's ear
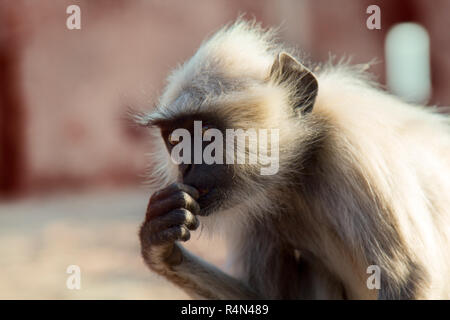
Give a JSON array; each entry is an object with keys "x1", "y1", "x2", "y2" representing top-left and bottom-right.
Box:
[{"x1": 269, "y1": 52, "x2": 318, "y2": 114}]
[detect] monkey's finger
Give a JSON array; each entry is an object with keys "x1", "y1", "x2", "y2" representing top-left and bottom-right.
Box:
[
  {"x1": 150, "y1": 182, "x2": 199, "y2": 203},
  {"x1": 146, "y1": 191, "x2": 201, "y2": 219},
  {"x1": 150, "y1": 208, "x2": 199, "y2": 231},
  {"x1": 151, "y1": 226, "x2": 190, "y2": 245}
]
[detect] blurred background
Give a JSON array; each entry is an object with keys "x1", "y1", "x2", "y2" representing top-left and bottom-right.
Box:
[{"x1": 0, "y1": 0, "x2": 449, "y2": 299}]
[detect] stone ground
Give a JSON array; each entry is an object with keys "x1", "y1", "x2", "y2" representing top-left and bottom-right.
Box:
[{"x1": 0, "y1": 189, "x2": 226, "y2": 299}]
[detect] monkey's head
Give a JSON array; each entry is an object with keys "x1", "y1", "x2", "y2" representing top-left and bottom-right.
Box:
[{"x1": 138, "y1": 20, "x2": 319, "y2": 216}]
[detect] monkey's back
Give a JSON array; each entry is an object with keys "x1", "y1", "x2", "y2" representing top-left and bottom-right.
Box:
[{"x1": 314, "y1": 70, "x2": 450, "y2": 298}]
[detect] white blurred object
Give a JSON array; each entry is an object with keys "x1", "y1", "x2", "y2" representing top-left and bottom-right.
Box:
[{"x1": 385, "y1": 23, "x2": 431, "y2": 104}]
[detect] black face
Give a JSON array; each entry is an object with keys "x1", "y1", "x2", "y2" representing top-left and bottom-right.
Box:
[
  {"x1": 157, "y1": 112, "x2": 236, "y2": 216},
  {"x1": 183, "y1": 162, "x2": 235, "y2": 215}
]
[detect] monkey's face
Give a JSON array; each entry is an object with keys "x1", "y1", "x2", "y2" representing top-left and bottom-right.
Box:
[{"x1": 156, "y1": 112, "x2": 242, "y2": 216}]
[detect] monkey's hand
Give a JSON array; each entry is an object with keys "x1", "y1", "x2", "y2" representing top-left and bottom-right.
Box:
[
  {"x1": 139, "y1": 182, "x2": 200, "y2": 272},
  {"x1": 139, "y1": 182, "x2": 262, "y2": 299}
]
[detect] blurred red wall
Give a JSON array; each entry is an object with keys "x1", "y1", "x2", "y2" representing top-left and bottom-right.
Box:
[{"x1": 0, "y1": 0, "x2": 449, "y2": 197}]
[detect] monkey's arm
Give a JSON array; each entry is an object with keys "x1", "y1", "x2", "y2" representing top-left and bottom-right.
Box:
[
  {"x1": 145, "y1": 243, "x2": 261, "y2": 299},
  {"x1": 139, "y1": 183, "x2": 261, "y2": 300}
]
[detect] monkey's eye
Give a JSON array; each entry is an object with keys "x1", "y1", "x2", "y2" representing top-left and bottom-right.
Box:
[{"x1": 167, "y1": 132, "x2": 179, "y2": 146}]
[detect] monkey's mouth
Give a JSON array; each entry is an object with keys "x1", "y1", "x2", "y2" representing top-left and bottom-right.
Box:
[
  {"x1": 195, "y1": 187, "x2": 222, "y2": 216},
  {"x1": 197, "y1": 187, "x2": 214, "y2": 205},
  {"x1": 198, "y1": 188, "x2": 209, "y2": 197}
]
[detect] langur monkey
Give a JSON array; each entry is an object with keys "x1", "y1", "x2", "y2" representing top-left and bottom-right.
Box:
[{"x1": 137, "y1": 20, "x2": 450, "y2": 299}]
